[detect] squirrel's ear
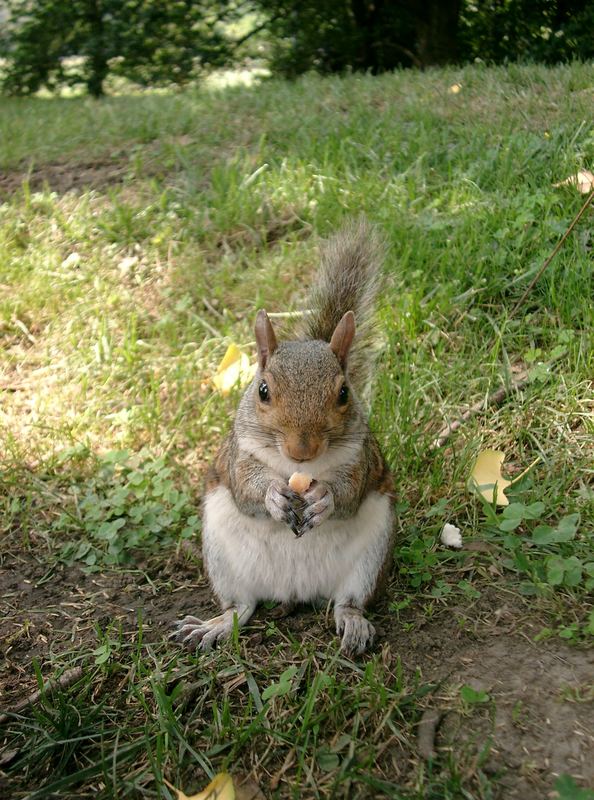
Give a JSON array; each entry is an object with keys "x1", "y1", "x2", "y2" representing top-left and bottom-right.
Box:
[
  {"x1": 255, "y1": 309, "x2": 278, "y2": 370},
  {"x1": 329, "y1": 311, "x2": 356, "y2": 367}
]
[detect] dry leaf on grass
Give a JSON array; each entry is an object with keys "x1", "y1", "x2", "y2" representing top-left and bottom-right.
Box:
[
  {"x1": 164, "y1": 772, "x2": 235, "y2": 800},
  {"x1": 553, "y1": 170, "x2": 594, "y2": 194},
  {"x1": 212, "y1": 343, "x2": 256, "y2": 395},
  {"x1": 469, "y1": 449, "x2": 512, "y2": 506}
]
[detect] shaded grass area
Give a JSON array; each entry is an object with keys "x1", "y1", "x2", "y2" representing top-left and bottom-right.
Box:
[{"x1": 0, "y1": 64, "x2": 593, "y2": 799}]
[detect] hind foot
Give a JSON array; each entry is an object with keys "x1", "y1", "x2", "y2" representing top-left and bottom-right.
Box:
[
  {"x1": 335, "y1": 605, "x2": 375, "y2": 656},
  {"x1": 172, "y1": 604, "x2": 254, "y2": 651}
]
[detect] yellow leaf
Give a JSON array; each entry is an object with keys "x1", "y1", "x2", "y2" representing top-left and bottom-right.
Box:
[
  {"x1": 212, "y1": 344, "x2": 256, "y2": 395},
  {"x1": 448, "y1": 83, "x2": 461, "y2": 94},
  {"x1": 553, "y1": 169, "x2": 594, "y2": 194},
  {"x1": 470, "y1": 450, "x2": 512, "y2": 507},
  {"x1": 164, "y1": 772, "x2": 235, "y2": 800},
  {"x1": 217, "y1": 343, "x2": 242, "y2": 373}
]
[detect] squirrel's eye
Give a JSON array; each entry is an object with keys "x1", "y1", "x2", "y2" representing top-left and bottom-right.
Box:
[
  {"x1": 338, "y1": 384, "x2": 349, "y2": 406},
  {"x1": 258, "y1": 380, "x2": 270, "y2": 402}
]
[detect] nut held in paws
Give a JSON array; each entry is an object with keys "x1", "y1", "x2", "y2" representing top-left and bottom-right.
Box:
[{"x1": 288, "y1": 471, "x2": 313, "y2": 494}]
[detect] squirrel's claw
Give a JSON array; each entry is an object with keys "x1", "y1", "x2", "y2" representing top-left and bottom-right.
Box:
[
  {"x1": 294, "y1": 521, "x2": 309, "y2": 538},
  {"x1": 264, "y1": 478, "x2": 334, "y2": 536},
  {"x1": 299, "y1": 482, "x2": 335, "y2": 532},
  {"x1": 266, "y1": 480, "x2": 307, "y2": 534},
  {"x1": 299, "y1": 511, "x2": 316, "y2": 530},
  {"x1": 172, "y1": 607, "x2": 255, "y2": 651},
  {"x1": 172, "y1": 615, "x2": 219, "y2": 650},
  {"x1": 285, "y1": 488, "x2": 305, "y2": 506},
  {"x1": 287, "y1": 507, "x2": 302, "y2": 535}
]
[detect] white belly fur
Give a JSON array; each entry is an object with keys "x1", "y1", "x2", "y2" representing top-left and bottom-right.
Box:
[{"x1": 202, "y1": 485, "x2": 392, "y2": 607}]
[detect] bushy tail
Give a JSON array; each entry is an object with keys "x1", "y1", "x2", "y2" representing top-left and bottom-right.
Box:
[{"x1": 300, "y1": 218, "x2": 385, "y2": 388}]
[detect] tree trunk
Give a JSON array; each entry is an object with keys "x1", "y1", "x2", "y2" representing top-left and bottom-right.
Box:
[
  {"x1": 86, "y1": 0, "x2": 107, "y2": 97},
  {"x1": 410, "y1": 0, "x2": 461, "y2": 67},
  {"x1": 87, "y1": 57, "x2": 107, "y2": 97}
]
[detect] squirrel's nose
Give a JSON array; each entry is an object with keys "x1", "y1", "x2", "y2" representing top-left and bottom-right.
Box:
[{"x1": 284, "y1": 433, "x2": 324, "y2": 462}]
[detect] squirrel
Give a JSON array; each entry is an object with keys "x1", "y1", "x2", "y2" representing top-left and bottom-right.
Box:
[{"x1": 174, "y1": 219, "x2": 394, "y2": 656}]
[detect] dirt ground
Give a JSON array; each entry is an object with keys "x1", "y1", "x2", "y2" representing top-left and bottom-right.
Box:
[
  {"x1": 1, "y1": 547, "x2": 593, "y2": 799},
  {"x1": 0, "y1": 159, "x2": 134, "y2": 197},
  {"x1": 394, "y1": 601, "x2": 594, "y2": 798}
]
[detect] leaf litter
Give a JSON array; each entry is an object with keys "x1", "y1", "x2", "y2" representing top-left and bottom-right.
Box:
[
  {"x1": 553, "y1": 169, "x2": 594, "y2": 194},
  {"x1": 469, "y1": 449, "x2": 512, "y2": 506},
  {"x1": 211, "y1": 343, "x2": 256, "y2": 395}
]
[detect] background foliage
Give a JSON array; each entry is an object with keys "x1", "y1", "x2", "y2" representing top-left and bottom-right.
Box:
[
  {"x1": 1, "y1": 0, "x2": 594, "y2": 96},
  {"x1": 0, "y1": 0, "x2": 234, "y2": 96}
]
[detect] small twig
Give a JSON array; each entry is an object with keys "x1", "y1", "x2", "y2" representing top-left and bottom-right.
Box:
[
  {"x1": 231, "y1": 13, "x2": 281, "y2": 47},
  {"x1": 193, "y1": 313, "x2": 223, "y2": 339},
  {"x1": 508, "y1": 456, "x2": 541, "y2": 486},
  {"x1": 431, "y1": 369, "x2": 529, "y2": 450},
  {"x1": 202, "y1": 296, "x2": 226, "y2": 322},
  {"x1": 0, "y1": 666, "x2": 84, "y2": 725},
  {"x1": 417, "y1": 707, "x2": 443, "y2": 760},
  {"x1": 510, "y1": 188, "x2": 594, "y2": 317},
  {"x1": 270, "y1": 748, "x2": 296, "y2": 791},
  {"x1": 431, "y1": 346, "x2": 567, "y2": 450},
  {"x1": 12, "y1": 318, "x2": 37, "y2": 344},
  {"x1": 162, "y1": 778, "x2": 182, "y2": 799},
  {"x1": 266, "y1": 309, "x2": 311, "y2": 319}
]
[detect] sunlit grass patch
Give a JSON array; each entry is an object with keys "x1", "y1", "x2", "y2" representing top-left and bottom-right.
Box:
[{"x1": 0, "y1": 63, "x2": 593, "y2": 799}]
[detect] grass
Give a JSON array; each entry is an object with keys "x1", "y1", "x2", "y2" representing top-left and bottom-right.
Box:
[{"x1": 0, "y1": 63, "x2": 593, "y2": 799}]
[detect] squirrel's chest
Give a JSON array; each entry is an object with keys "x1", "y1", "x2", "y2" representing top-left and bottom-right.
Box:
[{"x1": 202, "y1": 485, "x2": 391, "y2": 603}]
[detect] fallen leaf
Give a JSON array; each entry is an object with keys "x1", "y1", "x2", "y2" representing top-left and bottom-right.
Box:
[
  {"x1": 217, "y1": 343, "x2": 243, "y2": 373},
  {"x1": 164, "y1": 772, "x2": 235, "y2": 800},
  {"x1": 212, "y1": 343, "x2": 256, "y2": 395},
  {"x1": 0, "y1": 748, "x2": 20, "y2": 767},
  {"x1": 470, "y1": 449, "x2": 512, "y2": 507},
  {"x1": 553, "y1": 169, "x2": 594, "y2": 194},
  {"x1": 440, "y1": 523, "x2": 463, "y2": 548}
]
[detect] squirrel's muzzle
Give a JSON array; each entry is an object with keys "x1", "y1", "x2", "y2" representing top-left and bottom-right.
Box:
[{"x1": 283, "y1": 432, "x2": 325, "y2": 463}]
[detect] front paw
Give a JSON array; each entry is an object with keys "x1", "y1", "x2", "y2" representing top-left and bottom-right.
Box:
[
  {"x1": 298, "y1": 481, "x2": 335, "y2": 535},
  {"x1": 265, "y1": 480, "x2": 305, "y2": 534}
]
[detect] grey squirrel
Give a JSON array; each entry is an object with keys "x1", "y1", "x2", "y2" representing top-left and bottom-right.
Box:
[{"x1": 174, "y1": 219, "x2": 394, "y2": 655}]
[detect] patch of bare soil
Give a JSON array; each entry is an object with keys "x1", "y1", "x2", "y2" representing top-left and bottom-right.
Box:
[
  {"x1": 0, "y1": 158, "x2": 132, "y2": 197},
  {"x1": 0, "y1": 548, "x2": 212, "y2": 705},
  {"x1": 437, "y1": 636, "x2": 593, "y2": 797},
  {"x1": 1, "y1": 550, "x2": 592, "y2": 799},
  {"x1": 387, "y1": 592, "x2": 594, "y2": 798}
]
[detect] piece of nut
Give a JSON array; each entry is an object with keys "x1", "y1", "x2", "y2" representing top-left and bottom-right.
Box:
[
  {"x1": 440, "y1": 523, "x2": 463, "y2": 549},
  {"x1": 288, "y1": 472, "x2": 312, "y2": 494}
]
